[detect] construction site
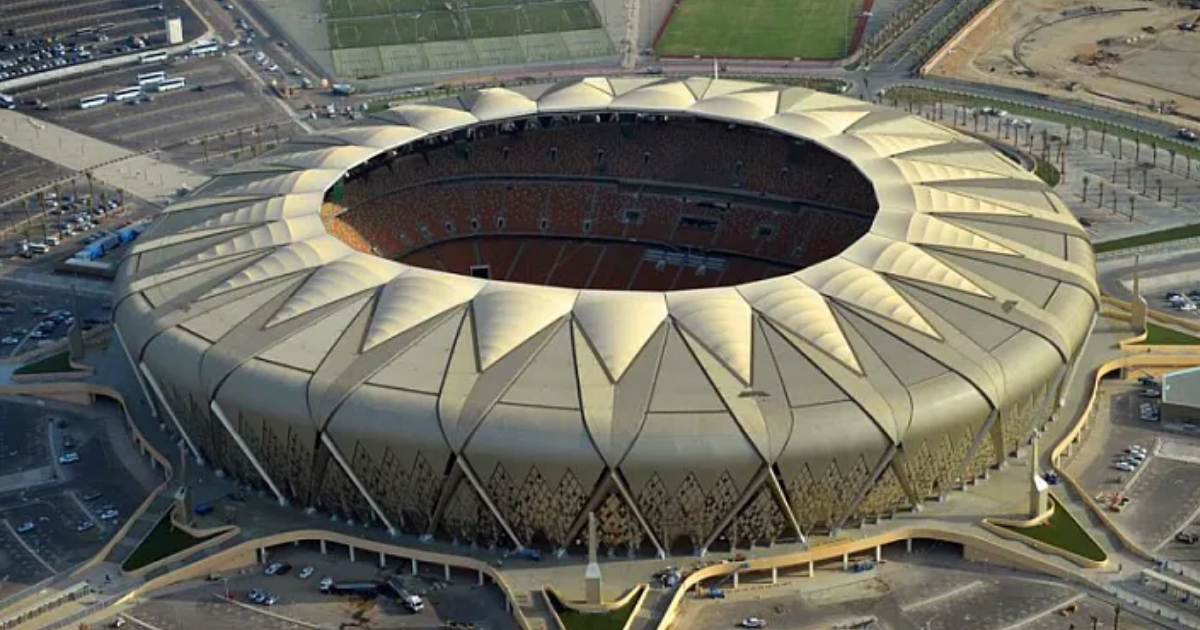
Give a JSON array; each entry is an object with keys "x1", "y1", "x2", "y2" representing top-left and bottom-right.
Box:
[{"x1": 925, "y1": 0, "x2": 1200, "y2": 127}]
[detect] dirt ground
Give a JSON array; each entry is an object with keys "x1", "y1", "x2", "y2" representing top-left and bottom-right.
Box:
[{"x1": 928, "y1": 0, "x2": 1200, "y2": 127}]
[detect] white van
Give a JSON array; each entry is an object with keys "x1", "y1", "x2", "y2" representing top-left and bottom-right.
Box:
[
  {"x1": 45, "y1": 235, "x2": 59, "y2": 246},
  {"x1": 29, "y1": 243, "x2": 48, "y2": 254}
]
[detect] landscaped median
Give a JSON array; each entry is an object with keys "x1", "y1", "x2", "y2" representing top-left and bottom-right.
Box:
[
  {"x1": 122, "y1": 506, "x2": 236, "y2": 575},
  {"x1": 542, "y1": 585, "x2": 647, "y2": 630},
  {"x1": 983, "y1": 497, "x2": 1108, "y2": 568},
  {"x1": 11, "y1": 350, "x2": 90, "y2": 381}
]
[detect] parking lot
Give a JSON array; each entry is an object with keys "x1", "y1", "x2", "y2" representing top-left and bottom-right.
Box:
[
  {"x1": 0, "y1": 0, "x2": 205, "y2": 85},
  {"x1": 0, "y1": 395, "x2": 157, "y2": 596},
  {"x1": 11, "y1": 56, "x2": 294, "y2": 154},
  {"x1": 671, "y1": 542, "x2": 1137, "y2": 630},
  {"x1": 106, "y1": 545, "x2": 519, "y2": 630},
  {"x1": 0, "y1": 395, "x2": 50, "y2": 479},
  {"x1": 0, "y1": 143, "x2": 73, "y2": 206},
  {"x1": 0, "y1": 281, "x2": 111, "y2": 358}
]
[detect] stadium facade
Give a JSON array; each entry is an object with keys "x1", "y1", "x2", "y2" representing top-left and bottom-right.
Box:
[{"x1": 113, "y1": 77, "x2": 1098, "y2": 556}]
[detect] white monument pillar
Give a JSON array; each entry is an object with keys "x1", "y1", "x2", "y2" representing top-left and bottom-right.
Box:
[{"x1": 585, "y1": 512, "x2": 603, "y2": 604}]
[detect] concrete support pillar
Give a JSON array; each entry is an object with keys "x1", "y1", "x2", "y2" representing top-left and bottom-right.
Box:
[
  {"x1": 349, "y1": 545, "x2": 356, "y2": 563},
  {"x1": 842, "y1": 552, "x2": 849, "y2": 571},
  {"x1": 478, "y1": 570, "x2": 485, "y2": 586},
  {"x1": 259, "y1": 547, "x2": 267, "y2": 564},
  {"x1": 320, "y1": 539, "x2": 327, "y2": 555},
  {"x1": 732, "y1": 572, "x2": 739, "y2": 589},
  {"x1": 293, "y1": 541, "x2": 299, "y2": 546},
  {"x1": 444, "y1": 564, "x2": 451, "y2": 582},
  {"x1": 807, "y1": 561, "x2": 814, "y2": 578},
  {"x1": 379, "y1": 552, "x2": 386, "y2": 568},
  {"x1": 506, "y1": 597, "x2": 512, "y2": 613},
  {"x1": 875, "y1": 545, "x2": 882, "y2": 562},
  {"x1": 411, "y1": 558, "x2": 418, "y2": 575},
  {"x1": 771, "y1": 567, "x2": 777, "y2": 585},
  {"x1": 906, "y1": 538, "x2": 913, "y2": 553}
]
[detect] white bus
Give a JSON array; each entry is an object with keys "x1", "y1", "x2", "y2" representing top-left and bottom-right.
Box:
[
  {"x1": 137, "y1": 71, "x2": 166, "y2": 86},
  {"x1": 79, "y1": 94, "x2": 109, "y2": 109},
  {"x1": 156, "y1": 77, "x2": 186, "y2": 92},
  {"x1": 113, "y1": 86, "x2": 142, "y2": 101},
  {"x1": 139, "y1": 51, "x2": 168, "y2": 64},
  {"x1": 190, "y1": 43, "x2": 219, "y2": 56}
]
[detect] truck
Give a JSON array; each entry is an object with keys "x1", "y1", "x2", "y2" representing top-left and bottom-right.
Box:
[{"x1": 331, "y1": 83, "x2": 356, "y2": 96}]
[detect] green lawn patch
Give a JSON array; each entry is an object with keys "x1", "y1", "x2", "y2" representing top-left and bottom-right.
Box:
[
  {"x1": 1136, "y1": 322, "x2": 1200, "y2": 346},
  {"x1": 1093, "y1": 223, "x2": 1200, "y2": 253},
  {"x1": 1034, "y1": 157, "x2": 1060, "y2": 187},
  {"x1": 327, "y1": 0, "x2": 600, "y2": 48},
  {"x1": 998, "y1": 497, "x2": 1107, "y2": 563},
  {"x1": 655, "y1": 0, "x2": 860, "y2": 59},
  {"x1": 546, "y1": 588, "x2": 639, "y2": 630},
  {"x1": 882, "y1": 86, "x2": 1200, "y2": 164},
  {"x1": 14, "y1": 351, "x2": 81, "y2": 376},
  {"x1": 122, "y1": 508, "x2": 222, "y2": 572}
]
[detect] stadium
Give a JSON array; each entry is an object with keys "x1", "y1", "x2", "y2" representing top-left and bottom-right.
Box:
[{"x1": 113, "y1": 77, "x2": 1098, "y2": 557}]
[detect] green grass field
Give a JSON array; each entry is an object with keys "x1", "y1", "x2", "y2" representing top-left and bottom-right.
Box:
[
  {"x1": 1137, "y1": 323, "x2": 1200, "y2": 346},
  {"x1": 655, "y1": 0, "x2": 860, "y2": 59},
  {"x1": 999, "y1": 498, "x2": 1107, "y2": 563},
  {"x1": 327, "y1": 0, "x2": 601, "y2": 48}
]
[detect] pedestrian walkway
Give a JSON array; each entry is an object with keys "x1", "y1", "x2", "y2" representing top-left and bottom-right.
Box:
[{"x1": 0, "y1": 110, "x2": 208, "y2": 207}]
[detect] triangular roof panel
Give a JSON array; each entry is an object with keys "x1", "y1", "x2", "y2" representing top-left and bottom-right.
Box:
[{"x1": 572, "y1": 290, "x2": 668, "y2": 381}]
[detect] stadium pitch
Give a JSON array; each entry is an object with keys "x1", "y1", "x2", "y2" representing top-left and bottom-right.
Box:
[
  {"x1": 654, "y1": 0, "x2": 863, "y2": 60},
  {"x1": 326, "y1": 0, "x2": 602, "y2": 48}
]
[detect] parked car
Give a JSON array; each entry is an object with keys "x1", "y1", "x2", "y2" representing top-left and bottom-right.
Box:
[
  {"x1": 741, "y1": 618, "x2": 766, "y2": 629},
  {"x1": 98, "y1": 509, "x2": 119, "y2": 520},
  {"x1": 1177, "y1": 532, "x2": 1200, "y2": 544},
  {"x1": 264, "y1": 562, "x2": 284, "y2": 575},
  {"x1": 298, "y1": 566, "x2": 314, "y2": 579},
  {"x1": 319, "y1": 576, "x2": 333, "y2": 592},
  {"x1": 59, "y1": 452, "x2": 80, "y2": 464},
  {"x1": 76, "y1": 520, "x2": 95, "y2": 532},
  {"x1": 1115, "y1": 462, "x2": 1136, "y2": 472},
  {"x1": 15, "y1": 521, "x2": 35, "y2": 534}
]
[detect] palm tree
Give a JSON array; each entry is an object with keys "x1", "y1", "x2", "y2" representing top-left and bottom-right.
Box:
[
  {"x1": 85, "y1": 171, "x2": 94, "y2": 201},
  {"x1": 1129, "y1": 195, "x2": 1136, "y2": 222},
  {"x1": 1100, "y1": 128, "x2": 1107, "y2": 153},
  {"x1": 1082, "y1": 176, "x2": 1090, "y2": 202},
  {"x1": 1151, "y1": 142, "x2": 1158, "y2": 166},
  {"x1": 1169, "y1": 149, "x2": 1177, "y2": 174},
  {"x1": 1134, "y1": 137, "x2": 1141, "y2": 163},
  {"x1": 1117, "y1": 137, "x2": 1123, "y2": 160},
  {"x1": 200, "y1": 137, "x2": 209, "y2": 164}
]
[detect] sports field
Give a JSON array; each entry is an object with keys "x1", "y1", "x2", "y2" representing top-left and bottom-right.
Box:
[
  {"x1": 327, "y1": 0, "x2": 602, "y2": 47},
  {"x1": 654, "y1": 0, "x2": 863, "y2": 60}
]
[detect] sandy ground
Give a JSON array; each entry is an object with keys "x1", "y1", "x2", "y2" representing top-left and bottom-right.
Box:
[{"x1": 928, "y1": 0, "x2": 1200, "y2": 127}]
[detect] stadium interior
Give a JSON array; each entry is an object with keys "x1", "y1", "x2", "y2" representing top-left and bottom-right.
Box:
[{"x1": 326, "y1": 115, "x2": 878, "y2": 291}]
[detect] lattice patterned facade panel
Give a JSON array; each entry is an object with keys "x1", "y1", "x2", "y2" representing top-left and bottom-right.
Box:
[
  {"x1": 351, "y1": 446, "x2": 445, "y2": 533},
  {"x1": 961, "y1": 423, "x2": 998, "y2": 481},
  {"x1": 724, "y1": 486, "x2": 788, "y2": 547},
  {"x1": 635, "y1": 474, "x2": 672, "y2": 549},
  {"x1": 596, "y1": 491, "x2": 644, "y2": 553},
  {"x1": 852, "y1": 463, "x2": 909, "y2": 522},
  {"x1": 507, "y1": 468, "x2": 589, "y2": 549},
  {"x1": 998, "y1": 382, "x2": 1049, "y2": 456},
  {"x1": 902, "y1": 441, "x2": 939, "y2": 500},
  {"x1": 193, "y1": 395, "x2": 257, "y2": 488},
  {"x1": 437, "y1": 476, "x2": 506, "y2": 547},
  {"x1": 943, "y1": 429, "x2": 975, "y2": 491},
  {"x1": 314, "y1": 448, "x2": 374, "y2": 522},
  {"x1": 785, "y1": 461, "x2": 844, "y2": 534},
  {"x1": 667, "y1": 474, "x2": 710, "y2": 552},
  {"x1": 482, "y1": 463, "x2": 519, "y2": 537}
]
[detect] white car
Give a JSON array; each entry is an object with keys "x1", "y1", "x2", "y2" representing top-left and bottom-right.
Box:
[
  {"x1": 15, "y1": 521, "x2": 35, "y2": 534},
  {"x1": 0, "y1": 336, "x2": 18, "y2": 345},
  {"x1": 1115, "y1": 462, "x2": 1136, "y2": 472},
  {"x1": 59, "y1": 452, "x2": 80, "y2": 464},
  {"x1": 318, "y1": 576, "x2": 333, "y2": 592},
  {"x1": 98, "y1": 509, "x2": 119, "y2": 520},
  {"x1": 741, "y1": 618, "x2": 766, "y2": 629},
  {"x1": 264, "y1": 562, "x2": 283, "y2": 575},
  {"x1": 298, "y1": 566, "x2": 314, "y2": 579}
]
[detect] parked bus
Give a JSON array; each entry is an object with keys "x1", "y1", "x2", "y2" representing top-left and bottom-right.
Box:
[
  {"x1": 0, "y1": 93, "x2": 13, "y2": 110},
  {"x1": 113, "y1": 86, "x2": 142, "y2": 102},
  {"x1": 155, "y1": 77, "x2": 185, "y2": 92},
  {"x1": 139, "y1": 51, "x2": 168, "y2": 64},
  {"x1": 137, "y1": 71, "x2": 166, "y2": 86},
  {"x1": 190, "y1": 42, "x2": 219, "y2": 56},
  {"x1": 78, "y1": 94, "x2": 109, "y2": 109}
]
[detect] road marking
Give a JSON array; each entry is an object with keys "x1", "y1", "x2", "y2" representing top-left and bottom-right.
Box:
[
  {"x1": 992, "y1": 593, "x2": 1086, "y2": 630},
  {"x1": 67, "y1": 490, "x2": 104, "y2": 532},
  {"x1": 122, "y1": 612, "x2": 170, "y2": 630},
  {"x1": 212, "y1": 591, "x2": 321, "y2": 629},
  {"x1": 1, "y1": 517, "x2": 57, "y2": 574},
  {"x1": 899, "y1": 580, "x2": 983, "y2": 612}
]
